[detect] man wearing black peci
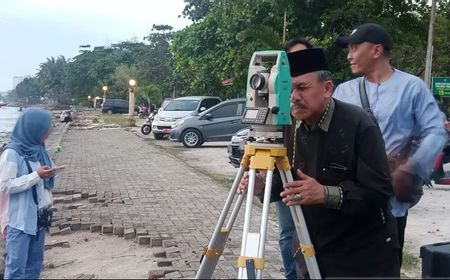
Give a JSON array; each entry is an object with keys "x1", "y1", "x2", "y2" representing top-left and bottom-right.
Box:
[{"x1": 239, "y1": 48, "x2": 400, "y2": 277}]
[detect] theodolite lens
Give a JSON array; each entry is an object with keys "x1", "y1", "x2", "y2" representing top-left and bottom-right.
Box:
[{"x1": 250, "y1": 73, "x2": 266, "y2": 90}]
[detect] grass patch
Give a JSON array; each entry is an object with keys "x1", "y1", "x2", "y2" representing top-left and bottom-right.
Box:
[
  {"x1": 195, "y1": 168, "x2": 234, "y2": 188},
  {"x1": 403, "y1": 250, "x2": 420, "y2": 271},
  {"x1": 94, "y1": 112, "x2": 135, "y2": 127}
]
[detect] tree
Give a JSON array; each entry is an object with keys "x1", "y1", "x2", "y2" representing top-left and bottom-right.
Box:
[
  {"x1": 139, "y1": 84, "x2": 162, "y2": 106},
  {"x1": 10, "y1": 0, "x2": 450, "y2": 105},
  {"x1": 36, "y1": 56, "x2": 69, "y2": 101},
  {"x1": 181, "y1": 0, "x2": 213, "y2": 22},
  {"x1": 139, "y1": 25, "x2": 175, "y2": 95},
  {"x1": 14, "y1": 77, "x2": 42, "y2": 103},
  {"x1": 236, "y1": 25, "x2": 283, "y2": 49},
  {"x1": 432, "y1": 0, "x2": 450, "y2": 77},
  {"x1": 112, "y1": 64, "x2": 140, "y2": 100},
  {"x1": 64, "y1": 44, "x2": 137, "y2": 103},
  {"x1": 173, "y1": 0, "x2": 285, "y2": 99}
]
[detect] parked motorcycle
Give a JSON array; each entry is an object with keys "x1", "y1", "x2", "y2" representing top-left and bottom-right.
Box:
[
  {"x1": 141, "y1": 111, "x2": 157, "y2": 135},
  {"x1": 138, "y1": 105, "x2": 150, "y2": 119},
  {"x1": 429, "y1": 143, "x2": 450, "y2": 185}
]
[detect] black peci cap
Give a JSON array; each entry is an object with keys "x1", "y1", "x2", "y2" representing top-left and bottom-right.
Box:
[
  {"x1": 287, "y1": 48, "x2": 329, "y2": 77},
  {"x1": 335, "y1": 23, "x2": 392, "y2": 50}
]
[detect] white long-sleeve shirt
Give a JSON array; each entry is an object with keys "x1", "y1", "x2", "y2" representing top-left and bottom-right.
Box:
[{"x1": 0, "y1": 149, "x2": 46, "y2": 236}]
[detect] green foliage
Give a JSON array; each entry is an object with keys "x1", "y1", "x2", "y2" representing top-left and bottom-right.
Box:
[
  {"x1": 36, "y1": 56, "x2": 69, "y2": 101},
  {"x1": 112, "y1": 64, "x2": 140, "y2": 100},
  {"x1": 402, "y1": 250, "x2": 420, "y2": 272},
  {"x1": 95, "y1": 111, "x2": 130, "y2": 127},
  {"x1": 139, "y1": 84, "x2": 162, "y2": 105},
  {"x1": 433, "y1": 0, "x2": 450, "y2": 76},
  {"x1": 236, "y1": 24, "x2": 283, "y2": 49},
  {"x1": 9, "y1": 0, "x2": 450, "y2": 103},
  {"x1": 140, "y1": 25, "x2": 175, "y2": 95},
  {"x1": 172, "y1": 0, "x2": 285, "y2": 99},
  {"x1": 11, "y1": 26, "x2": 177, "y2": 104},
  {"x1": 181, "y1": 0, "x2": 213, "y2": 22},
  {"x1": 14, "y1": 77, "x2": 42, "y2": 101}
]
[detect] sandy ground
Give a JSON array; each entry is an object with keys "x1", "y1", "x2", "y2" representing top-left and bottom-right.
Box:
[
  {"x1": 404, "y1": 181, "x2": 450, "y2": 276},
  {"x1": 43, "y1": 231, "x2": 158, "y2": 279},
  {"x1": 39, "y1": 114, "x2": 450, "y2": 279}
]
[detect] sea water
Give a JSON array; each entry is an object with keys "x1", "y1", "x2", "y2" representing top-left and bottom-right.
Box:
[
  {"x1": 0, "y1": 107, "x2": 20, "y2": 143},
  {"x1": 0, "y1": 107, "x2": 20, "y2": 133}
]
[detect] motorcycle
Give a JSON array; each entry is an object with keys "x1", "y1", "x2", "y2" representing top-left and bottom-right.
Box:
[
  {"x1": 426, "y1": 119, "x2": 450, "y2": 187},
  {"x1": 141, "y1": 110, "x2": 157, "y2": 135},
  {"x1": 138, "y1": 105, "x2": 150, "y2": 119},
  {"x1": 429, "y1": 143, "x2": 450, "y2": 185}
]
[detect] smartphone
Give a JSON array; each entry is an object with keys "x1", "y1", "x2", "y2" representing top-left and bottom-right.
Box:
[{"x1": 53, "y1": 165, "x2": 67, "y2": 172}]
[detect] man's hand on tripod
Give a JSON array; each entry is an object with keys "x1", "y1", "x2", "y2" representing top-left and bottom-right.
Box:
[
  {"x1": 281, "y1": 169, "x2": 326, "y2": 205},
  {"x1": 237, "y1": 171, "x2": 266, "y2": 196}
]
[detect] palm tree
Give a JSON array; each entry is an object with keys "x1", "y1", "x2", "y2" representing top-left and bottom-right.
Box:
[{"x1": 236, "y1": 24, "x2": 283, "y2": 49}]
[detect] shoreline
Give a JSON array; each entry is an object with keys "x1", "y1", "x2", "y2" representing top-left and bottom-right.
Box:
[
  {"x1": 0, "y1": 132, "x2": 10, "y2": 147},
  {"x1": 0, "y1": 106, "x2": 66, "y2": 146}
]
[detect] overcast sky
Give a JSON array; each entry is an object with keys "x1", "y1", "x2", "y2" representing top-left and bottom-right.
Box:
[{"x1": 0, "y1": 0, "x2": 191, "y2": 92}]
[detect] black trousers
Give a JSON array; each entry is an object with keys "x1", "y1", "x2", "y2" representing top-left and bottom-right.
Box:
[{"x1": 397, "y1": 213, "x2": 408, "y2": 265}]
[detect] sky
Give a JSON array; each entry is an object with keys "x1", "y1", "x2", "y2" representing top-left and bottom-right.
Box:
[{"x1": 0, "y1": 0, "x2": 192, "y2": 92}]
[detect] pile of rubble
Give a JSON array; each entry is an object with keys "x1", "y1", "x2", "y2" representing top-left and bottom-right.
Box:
[{"x1": 69, "y1": 110, "x2": 120, "y2": 130}]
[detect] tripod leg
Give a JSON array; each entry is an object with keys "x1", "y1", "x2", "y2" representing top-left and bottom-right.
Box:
[
  {"x1": 245, "y1": 259, "x2": 257, "y2": 279},
  {"x1": 238, "y1": 169, "x2": 257, "y2": 279},
  {"x1": 238, "y1": 169, "x2": 274, "y2": 279},
  {"x1": 278, "y1": 170, "x2": 322, "y2": 279},
  {"x1": 256, "y1": 170, "x2": 274, "y2": 279},
  {"x1": 196, "y1": 166, "x2": 247, "y2": 279}
]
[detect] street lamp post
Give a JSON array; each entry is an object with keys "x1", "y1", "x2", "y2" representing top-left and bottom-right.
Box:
[
  {"x1": 128, "y1": 79, "x2": 136, "y2": 126},
  {"x1": 102, "y1": 86, "x2": 108, "y2": 102},
  {"x1": 93, "y1": 96, "x2": 100, "y2": 109},
  {"x1": 424, "y1": 0, "x2": 437, "y2": 88}
]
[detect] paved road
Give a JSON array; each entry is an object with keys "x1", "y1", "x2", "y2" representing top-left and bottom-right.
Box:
[{"x1": 51, "y1": 126, "x2": 284, "y2": 279}]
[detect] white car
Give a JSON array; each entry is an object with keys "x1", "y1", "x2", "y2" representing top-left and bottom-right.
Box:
[{"x1": 151, "y1": 96, "x2": 221, "y2": 140}]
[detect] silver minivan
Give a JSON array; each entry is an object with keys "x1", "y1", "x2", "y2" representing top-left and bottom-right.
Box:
[{"x1": 152, "y1": 96, "x2": 221, "y2": 140}]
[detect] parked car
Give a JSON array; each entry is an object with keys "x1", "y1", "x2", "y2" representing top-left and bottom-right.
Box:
[
  {"x1": 170, "y1": 98, "x2": 249, "y2": 148},
  {"x1": 152, "y1": 96, "x2": 221, "y2": 140},
  {"x1": 227, "y1": 128, "x2": 249, "y2": 167},
  {"x1": 159, "y1": 98, "x2": 173, "y2": 113},
  {"x1": 101, "y1": 99, "x2": 138, "y2": 114}
]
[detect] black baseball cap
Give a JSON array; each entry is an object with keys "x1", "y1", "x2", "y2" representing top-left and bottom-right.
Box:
[
  {"x1": 287, "y1": 48, "x2": 329, "y2": 77},
  {"x1": 335, "y1": 23, "x2": 392, "y2": 50}
]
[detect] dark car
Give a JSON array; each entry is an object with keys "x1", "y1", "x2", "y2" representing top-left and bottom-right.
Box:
[
  {"x1": 101, "y1": 99, "x2": 138, "y2": 114},
  {"x1": 227, "y1": 128, "x2": 249, "y2": 167},
  {"x1": 169, "y1": 98, "x2": 249, "y2": 147}
]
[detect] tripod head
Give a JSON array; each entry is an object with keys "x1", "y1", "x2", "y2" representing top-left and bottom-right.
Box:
[{"x1": 242, "y1": 51, "x2": 292, "y2": 143}]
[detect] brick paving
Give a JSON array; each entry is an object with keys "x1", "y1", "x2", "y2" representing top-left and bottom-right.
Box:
[{"x1": 50, "y1": 126, "x2": 284, "y2": 279}]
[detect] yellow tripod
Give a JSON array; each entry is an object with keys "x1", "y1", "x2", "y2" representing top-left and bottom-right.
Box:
[{"x1": 195, "y1": 142, "x2": 321, "y2": 279}]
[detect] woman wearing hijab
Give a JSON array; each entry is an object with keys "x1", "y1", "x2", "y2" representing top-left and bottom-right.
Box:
[{"x1": 0, "y1": 108, "x2": 57, "y2": 279}]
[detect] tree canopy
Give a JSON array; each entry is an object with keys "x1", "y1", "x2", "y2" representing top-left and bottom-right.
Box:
[{"x1": 10, "y1": 0, "x2": 450, "y2": 104}]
